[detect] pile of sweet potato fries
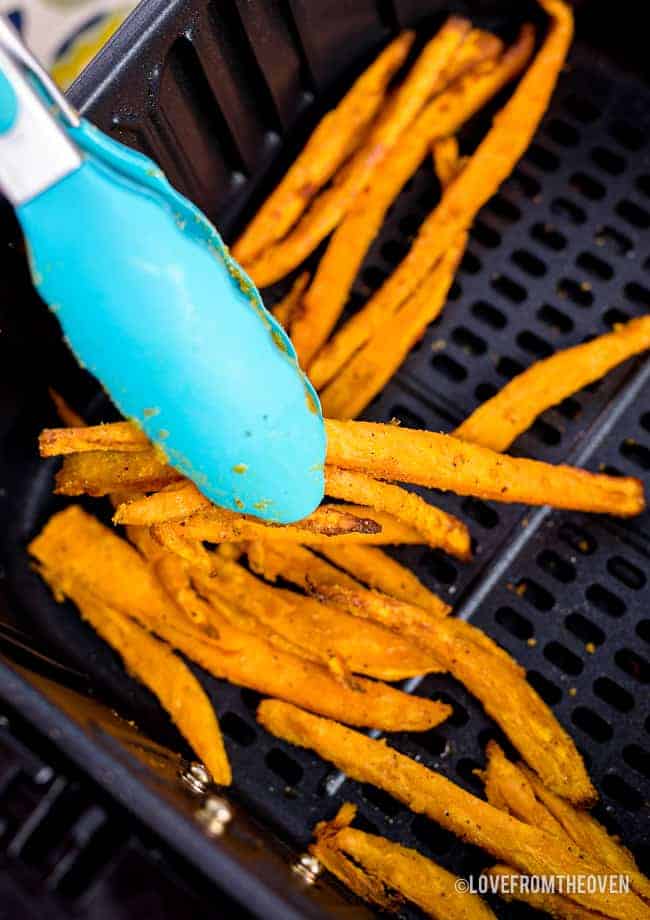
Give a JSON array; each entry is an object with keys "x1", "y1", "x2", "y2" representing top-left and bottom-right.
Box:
[{"x1": 30, "y1": 0, "x2": 650, "y2": 916}]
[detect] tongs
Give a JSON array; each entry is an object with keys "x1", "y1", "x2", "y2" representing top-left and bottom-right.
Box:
[{"x1": 0, "y1": 18, "x2": 325, "y2": 523}]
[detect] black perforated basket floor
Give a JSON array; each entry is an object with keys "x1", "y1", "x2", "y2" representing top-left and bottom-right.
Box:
[{"x1": 1, "y1": 3, "x2": 649, "y2": 917}]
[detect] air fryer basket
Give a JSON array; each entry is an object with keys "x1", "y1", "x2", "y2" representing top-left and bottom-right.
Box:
[{"x1": 1, "y1": 0, "x2": 649, "y2": 915}]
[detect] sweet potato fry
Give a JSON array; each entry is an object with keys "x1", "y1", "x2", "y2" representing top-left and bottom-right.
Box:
[
  {"x1": 246, "y1": 540, "x2": 360, "y2": 590},
  {"x1": 315, "y1": 543, "x2": 444, "y2": 613},
  {"x1": 484, "y1": 866, "x2": 610, "y2": 920},
  {"x1": 30, "y1": 507, "x2": 450, "y2": 732},
  {"x1": 48, "y1": 388, "x2": 86, "y2": 428},
  {"x1": 245, "y1": 17, "x2": 472, "y2": 286},
  {"x1": 271, "y1": 271, "x2": 310, "y2": 330},
  {"x1": 55, "y1": 449, "x2": 182, "y2": 496},
  {"x1": 312, "y1": 805, "x2": 401, "y2": 911},
  {"x1": 48, "y1": 585, "x2": 231, "y2": 785},
  {"x1": 232, "y1": 32, "x2": 415, "y2": 265},
  {"x1": 519, "y1": 765, "x2": 650, "y2": 900},
  {"x1": 114, "y1": 481, "x2": 210, "y2": 525},
  {"x1": 454, "y1": 315, "x2": 650, "y2": 451},
  {"x1": 432, "y1": 135, "x2": 462, "y2": 188},
  {"x1": 192, "y1": 555, "x2": 440, "y2": 681},
  {"x1": 247, "y1": 541, "x2": 450, "y2": 618},
  {"x1": 313, "y1": 583, "x2": 594, "y2": 803},
  {"x1": 318, "y1": 233, "x2": 466, "y2": 419},
  {"x1": 313, "y1": 803, "x2": 497, "y2": 919},
  {"x1": 325, "y1": 466, "x2": 470, "y2": 558},
  {"x1": 308, "y1": 0, "x2": 569, "y2": 388},
  {"x1": 154, "y1": 503, "x2": 424, "y2": 547},
  {"x1": 293, "y1": 29, "x2": 530, "y2": 369},
  {"x1": 482, "y1": 741, "x2": 566, "y2": 834},
  {"x1": 324, "y1": 419, "x2": 645, "y2": 517},
  {"x1": 40, "y1": 421, "x2": 149, "y2": 456},
  {"x1": 258, "y1": 702, "x2": 647, "y2": 920}
]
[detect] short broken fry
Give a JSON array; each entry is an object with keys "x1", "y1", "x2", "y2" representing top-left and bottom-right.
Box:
[
  {"x1": 432, "y1": 135, "x2": 462, "y2": 188},
  {"x1": 324, "y1": 419, "x2": 645, "y2": 517},
  {"x1": 258, "y1": 702, "x2": 647, "y2": 920}
]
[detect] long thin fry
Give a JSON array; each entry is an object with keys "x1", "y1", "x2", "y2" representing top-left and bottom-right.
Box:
[
  {"x1": 248, "y1": 541, "x2": 450, "y2": 618},
  {"x1": 271, "y1": 271, "x2": 310, "y2": 329},
  {"x1": 324, "y1": 419, "x2": 645, "y2": 517},
  {"x1": 29, "y1": 506, "x2": 231, "y2": 785},
  {"x1": 290, "y1": 28, "x2": 516, "y2": 367},
  {"x1": 313, "y1": 583, "x2": 595, "y2": 803},
  {"x1": 30, "y1": 507, "x2": 451, "y2": 732},
  {"x1": 308, "y1": 0, "x2": 572, "y2": 388},
  {"x1": 55, "y1": 448, "x2": 182, "y2": 496},
  {"x1": 245, "y1": 17, "x2": 472, "y2": 286},
  {"x1": 154, "y1": 503, "x2": 425, "y2": 547},
  {"x1": 316, "y1": 543, "x2": 444, "y2": 613},
  {"x1": 193, "y1": 554, "x2": 440, "y2": 681},
  {"x1": 454, "y1": 315, "x2": 650, "y2": 451},
  {"x1": 257, "y1": 702, "x2": 648, "y2": 920},
  {"x1": 313, "y1": 804, "x2": 497, "y2": 919},
  {"x1": 519, "y1": 765, "x2": 650, "y2": 900},
  {"x1": 318, "y1": 233, "x2": 467, "y2": 419},
  {"x1": 325, "y1": 465, "x2": 470, "y2": 558},
  {"x1": 45, "y1": 584, "x2": 231, "y2": 785},
  {"x1": 482, "y1": 741, "x2": 565, "y2": 835},
  {"x1": 484, "y1": 866, "x2": 609, "y2": 920},
  {"x1": 232, "y1": 32, "x2": 415, "y2": 265},
  {"x1": 312, "y1": 583, "x2": 522, "y2": 675}
]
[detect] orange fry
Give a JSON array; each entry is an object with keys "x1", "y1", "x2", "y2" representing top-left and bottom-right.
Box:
[
  {"x1": 432, "y1": 135, "x2": 462, "y2": 188},
  {"x1": 315, "y1": 543, "x2": 444, "y2": 613},
  {"x1": 271, "y1": 271, "x2": 310, "y2": 329},
  {"x1": 114, "y1": 481, "x2": 209, "y2": 525},
  {"x1": 258, "y1": 702, "x2": 645, "y2": 920},
  {"x1": 318, "y1": 233, "x2": 466, "y2": 419},
  {"x1": 324, "y1": 419, "x2": 645, "y2": 517},
  {"x1": 232, "y1": 31, "x2": 415, "y2": 265},
  {"x1": 308, "y1": 0, "x2": 570, "y2": 388},
  {"x1": 245, "y1": 16, "x2": 472, "y2": 286},
  {"x1": 31, "y1": 507, "x2": 450, "y2": 733},
  {"x1": 54, "y1": 449, "x2": 181, "y2": 496},
  {"x1": 313, "y1": 804, "x2": 497, "y2": 920},
  {"x1": 48, "y1": 388, "x2": 86, "y2": 428},
  {"x1": 454, "y1": 315, "x2": 650, "y2": 451},
  {"x1": 325, "y1": 465, "x2": 470, "y2": 558},
  {"x1": 193, "y1": 553, "x2": 440, "y2": 681},
  {"x1": 293, "y1": 28, "x2": 530, "y2": 369},
  {"x1": 315, "y1": 583, "x2": 594, "y2": 803},
  {"x1": 154, "y1": 502, "x2": 424, "y2": 547},
  {"x1": 40, "y1": 420, "x2": 149, "y2": 456}
]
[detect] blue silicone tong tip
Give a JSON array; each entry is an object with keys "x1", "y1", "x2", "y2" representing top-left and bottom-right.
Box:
[{"x1": 0, "y1": 17, "x2": 326, "y2": 524}]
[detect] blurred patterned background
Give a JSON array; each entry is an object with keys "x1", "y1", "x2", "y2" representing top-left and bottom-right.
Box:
[{"x1": 0, "y1": 0, "x2": 137, "y2": 87}]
